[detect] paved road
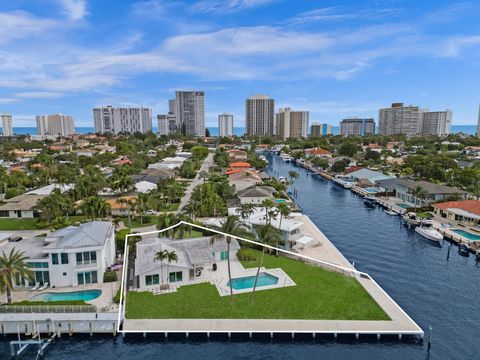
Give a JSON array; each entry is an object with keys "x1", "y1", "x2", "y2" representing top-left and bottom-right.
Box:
[{"x1": 176, "y1": 152, "x2": 214, "y2": 213}]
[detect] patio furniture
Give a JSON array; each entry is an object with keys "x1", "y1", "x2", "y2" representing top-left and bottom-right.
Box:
[
  {"x1": 37, "y1": 282, "x2": 49, "y2": 291},
  {"x1": 30, "y1": 282, "x2": 40, "y2": 291}
]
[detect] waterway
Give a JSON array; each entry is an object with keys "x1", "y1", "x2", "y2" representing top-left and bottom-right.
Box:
[{"x1": 1, "y1": 153, "x2": 479, "y2": 359}]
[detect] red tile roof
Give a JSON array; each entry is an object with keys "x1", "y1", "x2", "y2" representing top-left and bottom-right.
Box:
[
  {"x1": 306, "y1": 148, "x2": 331, "y2": 156},
  {"x1": 229, "y1": 161, "x2": 251, "y2": 168},
  {"x1": 433, "y1": 200, "x2": 480, "y2": 216}
]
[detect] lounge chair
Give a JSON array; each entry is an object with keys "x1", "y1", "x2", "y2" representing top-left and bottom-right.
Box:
[
  {"x1": 37, "y1": 282, "x2": 49, "y2": 291},
  {"x1": 30, "y1": 282, "x2": 40, "y2": 291}
]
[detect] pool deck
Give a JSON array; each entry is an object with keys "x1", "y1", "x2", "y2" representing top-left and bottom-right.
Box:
[{"x1": 121, "y1": 219, "x2": 424, "y2": 337}]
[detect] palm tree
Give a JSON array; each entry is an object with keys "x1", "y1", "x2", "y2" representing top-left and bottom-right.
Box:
[
  {"x1": 0, "y1": 249, "x2": 34, "y2": 304},
  {"x1": 209, "y1": 215, "x2": 249, "y2": 304},
  {"x1": 288, "y1": 170, "x2": 299, "y2": 184},
  {"x1": 154, "y1": 249, "x2": 168, "y2": 284},
  {"x1": 250, "y1": 224, "x2": 283, "y2": 303},
  {"x1": 261, "y1": 199, "x2": 276, "y2": 225},
  {"x1": 408, "y1": 185, "x2": 428, "y2": 212},
  {"x1": 236, "y1": 203, "x2": 256, "y2": 226},
  {"x1": 275, "y1": 202, "x2": 291, "y2": 254},
  {"x1": 81, "y1": 196, "x2": 111, "y2": 220},
  {"x1": 165, "y1": 250, "x2": 178, "y2": 283}
]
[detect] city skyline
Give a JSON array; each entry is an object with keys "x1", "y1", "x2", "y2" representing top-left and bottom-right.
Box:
[{"x1": 0, "y1": 1, "x2": 480, "y2": 127}]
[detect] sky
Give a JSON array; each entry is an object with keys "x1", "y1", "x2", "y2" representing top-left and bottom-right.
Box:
[{"x1": 0, "y1": 0, "x2": 480, "y2": 128}]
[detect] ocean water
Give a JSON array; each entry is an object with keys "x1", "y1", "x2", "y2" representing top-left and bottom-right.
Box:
[{"x1": 4, "y1": 125, "x2": 477, "y2": 136}]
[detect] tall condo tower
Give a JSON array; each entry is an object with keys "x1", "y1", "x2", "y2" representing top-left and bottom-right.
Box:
[
  {"x1": 218, "y1": 113, "x2": 234, "y2": 137},
  {"x1": 1, "y1": 114, "x2": 13, "y2": 136},
  {"x1": 245, "y1": 94, "x2": 274, "y2": 136}
]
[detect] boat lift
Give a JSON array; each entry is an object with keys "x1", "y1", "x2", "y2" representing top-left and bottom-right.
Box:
[{"x1": 9, "y1": 314, "x2": 56, "y2": 359}]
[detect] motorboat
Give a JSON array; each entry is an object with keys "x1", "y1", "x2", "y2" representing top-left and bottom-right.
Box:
[
  {"x1": 363, "y1": 195, "x2": 377, "y2": 207},
  {"x1": 333, "y1": 175, "x2": 352, "y2": 189},
  {"x1": 280, "y1": 153, "x2": 292, "y2": 162},
  {"x1": 259, "y1": 155, "x2": 268, "y2": 163},
  {"x1": 278, "y1": 176, "x2": 287, "y2": 184},
  {"x1": 458, "y1": 243, "x2": 470, "y2": 257},
  {"x1": 415, "y1": 223, "x2": 443, "y2": 242},
  {"x1": 384, "y1": 209, "x2": 398, "y2": 216},
  {"x1": 403, "y1": 212, "x2": 421, "y2": 226}
]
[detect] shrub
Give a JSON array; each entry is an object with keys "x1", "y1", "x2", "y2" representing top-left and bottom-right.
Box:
[
  {"x1": 113, "y1": 289, "x2": 121, "y2": 304},
  {"x1": 103, "y1": 271, "x2": 118, "y2": 282},
  {"x1": 236, "y1": 248, "x2": 257, "y2": 261}
]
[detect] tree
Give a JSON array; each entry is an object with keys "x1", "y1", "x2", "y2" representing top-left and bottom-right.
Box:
[
  {"x1": 250, "y1": 224, "x2": 283, "y2": 303},
  {"x1": 154, "y1": 249, "x2": 168, "y2": 284},
  {"x1": 165, "y1": 250, "x2": 178, "y2": 283},
  {"x1": 261, "y1": 199, "x2": 277, "y2": 226},
  {"x1": 0, "y1": 249, "x2": 34, "y2": 304},
  {"x1": 209, "y1": 215, "x2": 250, "y2": 304},
  {"x1": 81, "y1": 196, "x2": 111, "y2": 220},
  {"x1": 236, "y1": 203, "x2": 256, "y2": 226},
  {"x1": 276, "y1": 202, "x2": 291, "y2": 254},
  {"x1": 339, "y1": 142, "x2": 359, "y2": 157},
  {"x1": 408, "y1": 185, "x2": 428, "y2": 212},
  {"x1": 288, "y1": 171, "x2": 299, "y2": 184}
]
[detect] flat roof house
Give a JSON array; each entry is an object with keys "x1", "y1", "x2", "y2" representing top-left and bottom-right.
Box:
[
  {"x1": 394, "y1": 179, "x2": 469, "y2": 207},
  {"x1": 135, "y1": 236, "x2": 240, "y2": 291},
  {"x1": 0, "y1": 221, "x2": 115, "y2": 288}
]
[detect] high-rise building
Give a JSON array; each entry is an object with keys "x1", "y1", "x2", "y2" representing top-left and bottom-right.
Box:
[
  {"x1": 36, "y1": 114, "x2": 75, "y2": 136},
  {"x1": 93, "y1": 106, "x2": 152, "y2": 134},
  {"x1": 1, "y1": 114, "x2": 13, "y2": 136},
  {"x1": 378, "y1": 103, "x2": 425, "y2": 136},
  {"x1": 218, "y1": 113, "x2": 234, "y2": 137},
  {"x1": 245, "y1": 94, "x2": 274, "y2": 136},
  {"x1": 421, "y1": 110, "x2": 452, "y2": 136},
  {"x1": 174, "y1": 91, "x2": 205, "y2": 136},
  {"x1": 275, "y1": 108, "x2": 308, "y2": 140},
  {"x1": 310, "y1": 123, "x2": 332, "y2": 137},
  {"x1": 340, "y1": 118, "x2": 375, "y2": 136},
  {"x1": 157, "y1": 113, "x2": 177, "y2": 136}
]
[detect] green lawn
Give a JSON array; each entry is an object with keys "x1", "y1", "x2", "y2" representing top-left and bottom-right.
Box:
[
  {"x1": 0, "y1": 218, "x2": 40, "y2": 230},
  {"x1": 126, "y1": 249, "x2": 388, "y2": 320}
]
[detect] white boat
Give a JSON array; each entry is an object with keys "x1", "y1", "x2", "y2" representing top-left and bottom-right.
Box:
[
  {"x1": 384, "y1": 209, "x2": 398, "y2": 216},
  {"x1": 278, "y1": 176, "x2": 287, "y2": 184},
  {"x1": 259, "y1": 155, "x2": 268, "y2": 163},
  {"x1": 280, "y1": 154, "x2": 292, "y2": 162},
  {"x1": 403, "y1": 212, "x2": 421, "y2": 226},
  {"x1": 415, "y1": 223, "x2": 443, "y2": 242}
]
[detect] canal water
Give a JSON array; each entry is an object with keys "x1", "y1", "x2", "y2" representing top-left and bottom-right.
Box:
[{"x1": 1, "y1": 153, "x2": 478, "y2": 359}]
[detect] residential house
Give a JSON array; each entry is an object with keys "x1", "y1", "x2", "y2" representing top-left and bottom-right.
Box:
[
  {"x1": 135, "y1": 236, "x2": 240, "y2": 290},
  {"x1": 131, "y1": 168, "x2": 175, "y2": 184},
  {"x1": 1, "y1": 221, "x2": 115, "y2": 288},
  {"x1": 148, "y1": 156, "x2": 187, "y2": 170},
  {"x1": 105, "y1": 195, "x2": 137, "y2": 217},
  {"x1": 433, "y1": 200, "x2": 480, "y2": 226},
  {"x1": 237, "y1": 185, "x2": 276, "y2": 205},
  {"x1": 228, "y1": 170, "x2": 262, "y2": 192},
  {"x1": 226, "y1": 149, "x2": 248, "y2": 162},
  {"x1": 394, "y1": 179, "x2": 469, "y2": 207},
  {"x1": 305, "y1": 147, "x2": 332, "y2": 158},
  {"x1": 346, "y1": 168, "x2": 394, "y2": 184}
]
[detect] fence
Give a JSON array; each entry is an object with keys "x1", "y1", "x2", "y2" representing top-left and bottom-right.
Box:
[{"x1": 0, "y1": 305, "x2": 96, "y2": 313}]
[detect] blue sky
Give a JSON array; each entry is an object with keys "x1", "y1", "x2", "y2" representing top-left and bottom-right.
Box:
[{"x1": 1, "y1": 0, "x2": 480, "y2": 127}]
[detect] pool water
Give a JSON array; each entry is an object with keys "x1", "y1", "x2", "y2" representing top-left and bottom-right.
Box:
[
  {"x1": 365, "y1": 187, "x2": 378, "y2": 193},
  {"x1": 30, "y1": 289, "x2": 102, "y2": 302},
  {"x1": 396, "y1": 202, "x2": 411, "y2": 209},
  {"x1": 227, "y1": 273, "x2": 279, "y2": 290},
  {"x1": 275, "y1": 199, "x2": 286, "y2": 203},
  {"x1": 452, "y1": 229, "x2": 480, "y2": 241}
]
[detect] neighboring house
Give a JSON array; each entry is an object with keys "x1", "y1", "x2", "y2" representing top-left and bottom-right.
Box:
[
  {"x1": 105, "y1": 195, "x2": 137, "y2": 217},
  {"x1": 131, "y1": 168, "x2": 175, "y2": 184},
  {"x1": 226, "y1": 149, "x2": 248, "y2": 162},
  {"x1": 433, "y1": 200, "x2": 480, "y2": 226},
  {"x1": 1, "y1": 221, "x2": 116, "y2": 288},
  {"x1": 305, "y1": 147, "x2": 332, "y2": 158},
  {"x1": 112, "y1": 156, "x2": 133, "y2": 166},
  {"x1": 135, "y1": 236, "x2": 240, "y2": 290},
  {"x1": 148, "y1": 156, "x2": 187, "y2": 170},
  {"x1": 228, "y1": 170, "x2": 262, "y2": 192},
  {"x1": 346, "y1": 168, "x2": 394, "y2": 183},
  {"x1": 134, "y1": 180, "x2": 157, "y2": 194},
  {"x1": 0, "y1": 184, "x2": 74, "y2": 218},
  {"x1": 328, "y1": 156, "x2": 357, "y2": 167},
  {"x1": 394, "y1": 179, "x2": 469, "y2": 207},
  {"x1": 237, "y1": 185, "x2": 276, "y2": 205}
]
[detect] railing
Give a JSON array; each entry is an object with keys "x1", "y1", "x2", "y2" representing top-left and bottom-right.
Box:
[{"x1": 0, "y1": 305, "x2": 96, "y2": 313}]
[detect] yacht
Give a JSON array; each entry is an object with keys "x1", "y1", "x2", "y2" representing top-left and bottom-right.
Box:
[
  {"x1": 278, "y1": 176, "x2": 287, "y2": 184},
  {"x1": 403, "y1": 212, "x2": 422, "y2": 226},
  {"x1": 363, "y1": 195, "x2": 376, "y2": 208},
  {"x1": 280, "y1": 153, "x2": 292, "y2": 162},
  {"x1": 415, "y1": 222, "x2": 443, "y2": 242},
  {"x1": 259, "y1": 155, "x2": 268, "y2": 163},
  {"x1": 333, "y1": 175, "x2": 352, "y2": 189},
  {"x1": 384, "y1": 209, "x2": 398, "y2": 216},
  {"x1": 458, "y1": 243, "x2": 470, "y2": 257}
]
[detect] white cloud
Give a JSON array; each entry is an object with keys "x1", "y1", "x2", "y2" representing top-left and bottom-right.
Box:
[
  {"x1": 0, "y1": 11, "x2": 56, "y2": 44},
  {"x1": 191, "y1": 0, "x2": 278, "y2": 14},
  {"x1": 57, "y1": 0, "x2": 88, "y2": 20},
  {"x1": 15, "y1": 91, "x2": 65, "y2": 99}
]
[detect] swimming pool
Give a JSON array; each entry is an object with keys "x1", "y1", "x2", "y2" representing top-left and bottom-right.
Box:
[
  {"x1": 275, "y1": 199, "x2": 286, "y2": 204},
  {"x1": 30, "y1": 289, "x2": 102, "y2": 302},
  {"x1": 452, "y1": 229, "x2": 480, "y2": 241},
  {"x1": 227, "y1": 273, "x2": 279, "y2": 290},
  {"x1": 365, "y1": 187, "x2": 378, "y2": 193},
  {"x1": 396, "y1": 203, "x2": 411, "y2": 209}
]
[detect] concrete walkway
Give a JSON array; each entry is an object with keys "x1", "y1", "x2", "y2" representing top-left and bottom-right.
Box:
[{"x1": 176, "y1": 153, "x2": 214, "y2": 213}]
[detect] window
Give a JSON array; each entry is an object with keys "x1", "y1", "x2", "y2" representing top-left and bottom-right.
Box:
[
  {"x1": 77, "y1": 271, "x2": 98, "y2": 285},
  {"x1": 220, "y1": 251, "x2": 228, "y2": 261},
  {"x1": 145, "y1": 274, "x2": 159, "y2": 286},
  {"x1": 61, "y1": 253, "x2": 69, "y2": 264},
  {"x1": 169, "y1": 271, "x2": 183, "y2": 283},
  {"x1": 52, "y1": 254, "x2": 59, "y2": 265},
  {"x1": 76, "y1": 251, "x2": 97, "y2": 265},
  {"x1": 27, "y1": 262, "x2": 48, "y2": 269}
]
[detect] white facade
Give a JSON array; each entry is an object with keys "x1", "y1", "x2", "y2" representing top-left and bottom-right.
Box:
[
  {"x1": 1, "y1": 113, "x2": 13, "y2": 136},
  {"x1": 93, "y1": 106, "x2": 152, "y2": 134},
  {"x1": 275, "y1": 108, "x2": 308, "y2": 140},
  {"x1": 36, "y1": 114, "x2": 75, "y2": 136},
  {"x1": 379, "y1": 103, "x2": 425, "y2": 136},
  {"x1": 218, "y1": 113, "x2": 234, "y2": 137},
  {"x1": 157, "y1": 113, "x2": 177, "y2": 136},
  {"x1": 173, "y1": 91, "x2": 205, "y2": 136},
  {"x1": 340, "y1": 118, "x2": 375, "y2": 136},
  {"x1": 245, "y1": 94, "x2": 275, "y2": 136},
  {"x1": 421, "y1": 110, "x2": 452, "y2": 136}
]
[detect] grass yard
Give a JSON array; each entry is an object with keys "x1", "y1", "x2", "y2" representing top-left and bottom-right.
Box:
[
  {"x1": 126, "y1": 248, "x2": 388, "y2": 320},
  {"x1": 0, "y1": 218, "x2": 39, "y2": 230}
]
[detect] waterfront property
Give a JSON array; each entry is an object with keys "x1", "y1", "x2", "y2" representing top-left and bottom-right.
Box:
[
  {"x1": 393, "y1": 179, "x2": 468, "y2": 207},
  {"x1": 0, "y1": 221, "x2": 116, "y2": 289},
  {"x1": 433, "y1": 200, "x2": 480, "y2": 226},
  {"x1": 236, "y1": 185, "x2": 276, "y2": 205}
]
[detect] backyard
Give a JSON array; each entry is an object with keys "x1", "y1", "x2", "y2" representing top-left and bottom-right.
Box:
[{"x1": 125, "y1": 248, "x2": 388, "y2": 320}]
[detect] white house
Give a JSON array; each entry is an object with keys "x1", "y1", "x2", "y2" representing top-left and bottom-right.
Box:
[
  {"x1": 1, "y1": 221, "x2": 116, "y2": 288},
  {"x1": 135, "y1": 236, "x2": 240, "y2": 290},
  {"x1": 236, "y1": 185, "x2": 276, "y2": 205}
]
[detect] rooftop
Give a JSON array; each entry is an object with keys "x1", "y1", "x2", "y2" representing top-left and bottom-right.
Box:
[
  {"x1": 237, "y1": 185, "x2": 275, "y2": 198},
  {"x1": 433, "y1": 200, "x2": 480, "y2": 216},
  {"x1": 43, "y1": 221, "x2": 113, "y2": 250}
]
